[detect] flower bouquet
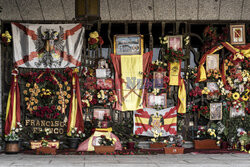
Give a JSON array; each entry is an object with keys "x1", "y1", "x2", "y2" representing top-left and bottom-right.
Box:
[
  {"x1": 164, "y1": 135, "x2": 185, "y2": 154},
  {"x1": 5, "y1": 122, "x2": 23, "y2": 153},
  {"x1": 68, "y1": 127, "x2": 85, "y2": 149},
  {"x1": 88, "y1": 31, "x2": 104, "y2": 50},
  {"x1": 94, "y1": 135, "x2": 116, "y2": 154},
  {"x1": 150, "y1": 129, "x2": 167, "y2": 149}
]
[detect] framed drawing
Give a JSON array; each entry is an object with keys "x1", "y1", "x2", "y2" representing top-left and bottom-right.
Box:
[
  {"x1": 114, "y1": 34, "x2": 144, "y2": 55},
  {"x1": 96, "y1": 68, "x2": 111, "y2": 79},
  {"x1": 93, "y1": 108, "x2": 111, "y2": 120},
  {"x1": 153, "y1": 72, "x2": 166, "y2": 89},
  {"x1": 147, "y1": 93, "x2": 167, "y2": 108},
  {"x1": 230, "y1": 107, "x2": 245, "y2": 118},
  {"x1": 210, "y1": 103, "x2": 222, "y2": 120},
  {"x1": 207, "y1": 82, "x2": 219, "y2": 100},
  {"x1": 167, "y1": 35, "x2": 183, "y2": 51},
  {"x1": 230, "y1": 24, "x2": 246, "y2": 45},
  {"x1": 206, "y1": 54, "x2": 219, "y2": 72}
]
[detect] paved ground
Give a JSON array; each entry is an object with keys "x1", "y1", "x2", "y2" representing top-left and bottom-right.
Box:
[{"x1": 0, "y1": 154, "x2": 249, "y2": 167}]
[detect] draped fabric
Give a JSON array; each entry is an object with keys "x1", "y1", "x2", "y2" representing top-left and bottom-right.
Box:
[
  {"x1": 111, "y1": 51, "x2": 153, "y2": 111},
  {"x1": 12, "y1": 23, "x2": 84, "y2": 68},
  {"x1": 67, "y1": 69, "x2": 84, "y2": 136},
  {"x1": 5, "y1": 69, "x2": 21, "y2": 135},
  {"x1": 177, "y1": 79, "x2": 186, "y2": 114},
  {"x1": 168, "y1": 59, "x2": 182, "y2": 86}
]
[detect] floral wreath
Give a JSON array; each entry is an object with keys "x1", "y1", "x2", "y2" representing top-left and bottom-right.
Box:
[{"x1": 21, "y1": 68, "x2": 72, "y2": 120}]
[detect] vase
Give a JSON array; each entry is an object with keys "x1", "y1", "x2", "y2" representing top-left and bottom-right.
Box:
[
  {"x1": 5, "y1": 141, "x2": 20, "y2": 154},
  {"x1": 194, "y1": 139, "x2": 220, "y2": 149},
  {"x1": 36, "y1": 147, "x2": 56, "y2": 155},
  {"x1": 164, "y1": 147, "x2": 184, "y2": 154},
  {"x1": 94, "y1": 145, "x2": 115, "y2": 154},
  {"x1": 68, "y1": 138, "x2": 80, "y2": 149},
  {"x1": 150, "y1": 143, "x2": 166, "y2": 149}
]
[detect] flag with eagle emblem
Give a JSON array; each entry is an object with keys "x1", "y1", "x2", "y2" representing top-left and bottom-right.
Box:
[
  {"x1": 12, "y1": 23, "x2": 84, "y2": 68},
  {"x1": 133, "y1": 107, "x2": 177, "y2": 137}
]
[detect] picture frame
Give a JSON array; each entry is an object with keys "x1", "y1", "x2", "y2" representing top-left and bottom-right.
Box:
[
  {"x1": 93, "y1": 108, "x2": 111, "y2": 120},
  {"x1": 230, "y1": 24, "x2": 246, "y2": 45},
  {"x1": 96, "y1": 68, "x2": 111, "y2": 79},
  {"x1": 147, "y1": 93, "x2": 167, "y2": 108},
  {"x1": 153, "y1": 72, "x2": 166, "y2": 89},
  {"x1": 167, "y1": 35, "x2": 183, "y2": 51},
  {"x1": 114, "y1": 34, "x2": 144, "y2": 55},
  {"x1": 206, "y1": 54, "x2": 219, "y2": 72},
  {"x1": 230, "y1": 107, "x2": 245, "y2": 118},
  {"x1": 210, "y1": 103, "x2": 222, "y2": 120},
  {"x1": 207, "y1": 82, "x2": 219, "y2": 100},
  {"x1": 98, "y1": 59, "x2": 109, "y2": 69}
]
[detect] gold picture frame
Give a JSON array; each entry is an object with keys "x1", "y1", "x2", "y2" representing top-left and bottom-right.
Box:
[
  {"x1": 153, "y1": 72, "x2": 166, "y2": 89},
  {"x1": 167, "y1": 35, "x2": 183, "y2": 51},
  {"x1": 114, "y1": 34, "x2": 144, "y2": 55},
  {"x1": 210, "y1": 103, "x2": 222, "y2": 120},
  {"x1": 206, "y1": 54, "x2": 219, "y2": 72},
  {"x1": 230, "y1": 24, "x2": 246, "y2": 45}
]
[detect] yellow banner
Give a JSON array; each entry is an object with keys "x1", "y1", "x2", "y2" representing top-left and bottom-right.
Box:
[{"x1": 169, "y1": 61, "x2": 180, "y2": 86}]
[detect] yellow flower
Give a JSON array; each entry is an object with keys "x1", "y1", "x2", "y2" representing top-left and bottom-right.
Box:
[
  {"x1": 67, "y1": 86, "x2": 71, "y2": 91},
  {"x1": 232, "y1": 92, "x2": 240, "y2": 100},
  {"x1": 23, "y1": 90, "x2": 28, "y2": 95},
  {"x1": 33, "y1": 106, "x2": 37, "y2": 110},
  {"x1": 34, "y1": 84, "x2": 39, "y2": 89},
  {"x1": 242, "y1": 95, "x2": 249, "y2": 101},
  {"x1": 30, "y1": 102, "x2": 34, "y2": 106},
  {"x1": 151, "y1": 138, "x2": 156, "y2": 142},
  {"x1": 57, "y1": 106, "x2": 62, "y2": 111},
  {"x1": 42, "y1": 88, "x2": 45, "y2": 92},
  {"x1": 58, "y1": 95, "x2": 62, "y2": 100},
  {"x1": 58, "y1": 100, "x2": 63, "y2": 104},
  {"x1": 89, "y1": 31, "x2": 99, "y2": 39},
  {"x1": 29, "y1": 88, "x2": 34, "y2": 93},
  {"x1": 63, "y1": 91, "x2": 67, "y2": 96},
  {"x1": 24, "y1": 97, "x2": 29, "y2": 101},
  {"x1": 65, "y1": 99, "x2": 69, "y2": 104},
  {"x1": 64, "y1": 81, "x2": 68, "y2": 86},
  {"x1": 34, "y1": 99, "x2": 38, "y2": 104},
  {"x1": 67, "y1": 94, "x2": 71, "y2": 99},
  {"x1": 59, "y1": 84, "x2": 63, "y2": 88},
  {"x1": 56, "y1": 91, "x2": 60, "y2": 95},
  {"x1": 30, "y1": 97, "x2": 35, "y2": 101},
  {"x1": 26, "y1": 83, "x2": 30, "y2": 87}
]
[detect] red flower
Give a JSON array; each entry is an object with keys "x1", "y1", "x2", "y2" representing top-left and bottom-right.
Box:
[
  {"x1": 88, "y1": 38, "x2": 97, "y2": 45},
  {"x1": 98, "y1": 36, "x2": 104, "y2": 45}
]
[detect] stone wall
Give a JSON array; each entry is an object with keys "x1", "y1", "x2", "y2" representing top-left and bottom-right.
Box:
[{"x1": 0, "y1": 0, "x2": 249, "y2": 21}]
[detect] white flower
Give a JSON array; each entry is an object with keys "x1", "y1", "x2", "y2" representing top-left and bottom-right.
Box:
[
  {"x1": 17, "y1": 122, "x2": 21, "y2": 125},
  {"x1": 74, "y1": 127, "x2": 77, "y2": 130},
  {"x1": 15, "y1": 129, "x2": 19, "y2": 133},
  {"x1": 76, "y1": 134, "x2": 79, "y2": 137},
  {"x1": 78, "y1": 130, "x2": 82, "y2": 134}
]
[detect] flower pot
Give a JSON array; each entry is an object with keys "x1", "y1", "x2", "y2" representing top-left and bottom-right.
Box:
[
  {"x1": 94, "y1": 145, "x2": 115, "y2": 154},
  {"x1": 194, "y1": 139, "x2": 220, "y2": 149},
  {"x1": 127, "y1": 142, "x2": 135, "y2": 149},
  {"x1": 164, "y1": 147, "x2": 184, "y2": 154},
  {"x1": 5, "y1": 141, "x2": 20, "y2": 154},
  {"x1": 150, "y1": 143, "x2": 166, "y2": 149},
  {"x1": 36, "y1": 147, "x2": 56, "y2": 155},
  {"x1": 68, "y1": 138, "x2": 80, "y2": 149}
]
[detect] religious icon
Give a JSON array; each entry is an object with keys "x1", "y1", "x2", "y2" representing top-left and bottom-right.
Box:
[
  {"x1": 230, "y1": 24, "x2": 246, "y2": 45},
  {"x1": 168, "y1": 35, "x2": 183, "y2": 51},
  {"x1": 206, "y1": 54, "x2": 219, "y2": 72},
  {"x1": 147, "y1": 93, "x2": 167, "y2": 108},
  {"x1": 153, "y1": 72, "x2": 166, "y2": 89},
  {"x1": 210, "y1": 103, "x2": 222, "y2": 120},
  {"x1": 207, "y1": 82, "x2": 219, "y2": 100}
]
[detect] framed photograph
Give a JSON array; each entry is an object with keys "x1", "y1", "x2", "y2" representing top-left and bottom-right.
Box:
[
  {"x1": 96, "y1": 78, "x2": 114, "y2": 90},
  {"x1": 96, "y1": 68, "x2": 111, "y2": 79},
  {"x1": 230, "y1": 107, "x2": 245, "y2": 118},
  {"x1": 98, "y1": 59, "x2": 109, "y2": 69},
  {"x1": 114, "y1": 34, "x2": 143, "y2": 55},
  {"x1": 153, "y1": 72, "x2": 166, "y2": 89},
  {"x1": 206, "y1": 54, "x2": 219, "y2": 72},
  {"x1": 238, "y1": 84, "x2": 244, "y2": 93},
  {"x1": 93, "y1": 108, "x2": 111, "y2": 120},
  {"x1": 207, "y1": 82, "x2": 219, "y2": 100},
  {"x1": 147, "y1": 93, "x2": 167, "y2": 108},
  {"x1": 230, "y1": 24, "x2": 246, "y2": 45},
  {"x1": 167, "y1": 35, "x2": 183, "y2": 51},
  {"x1": 210, "y1": 103, "x2": 222, "y2": 120}
]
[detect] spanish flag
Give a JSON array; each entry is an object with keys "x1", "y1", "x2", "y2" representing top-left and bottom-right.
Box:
[
  {"x1": 67, "y1": 69, "x2": 84, "y2": 136},
  {"x1": 5, "y1": 69, "x2": 21, "y2": 135}
]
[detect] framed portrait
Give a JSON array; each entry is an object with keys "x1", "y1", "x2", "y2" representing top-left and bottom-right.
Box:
[
  {"x1": 93, "y1": 108, "x2": 111, "y2": 120},
  {"x1": 230, "y1": 24, "x2": 246, "y2": 45},
  {"x1": 114, "y1": 34, "x2": 144, "y2": 55},
  {"x1": 98, "y1": 59, "x2": 109, "y2": 69},
  {"x1": 230, "y1": 107, "x2": 245, "y2": 118},
  {"x1": 206, "y1": 54, "x2": 219, "y2": 72},
  {"x1": 96, "y1": 78, "x2": 114, "y2": 90},
  {"x1": 207, "y1": 82, "x2": 219, "y2": 100},
  {"x1": 147, "y1": 93, "x2": 167, "y2": 108},
  {"x1": 96, "y1": 68, "x2": 111, "y2": 79},
  {"x1": 167, "y1": 35, "x2": 183, "y2": 51},
  {"x1": 153, "y1": 72, "x2": 166, "y2": 89},
  {"x1": 210, "y1": 103, "x2": 222, "y2": 120}
]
